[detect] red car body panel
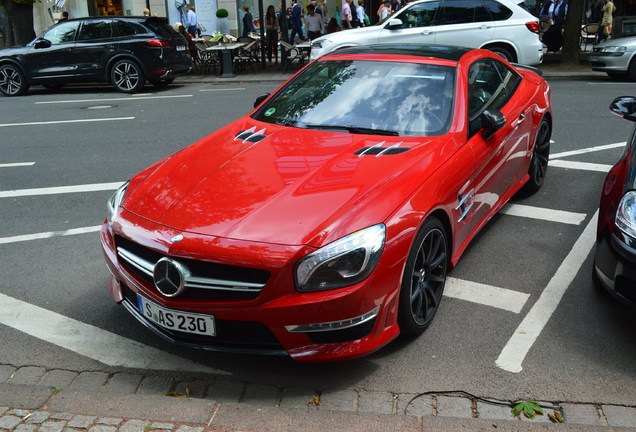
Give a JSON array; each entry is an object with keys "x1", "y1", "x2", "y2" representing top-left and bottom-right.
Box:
[{"x1": 101, "y1": 47, "x2": 552, "y2": 361}]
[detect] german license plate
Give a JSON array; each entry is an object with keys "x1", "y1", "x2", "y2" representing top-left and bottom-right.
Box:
[
  {"x1": 176, "y1": 45, "x2": 186, "y2": 51},
  {"x1": 137, "y1": 295, "x2": 215, "y2": 336}
]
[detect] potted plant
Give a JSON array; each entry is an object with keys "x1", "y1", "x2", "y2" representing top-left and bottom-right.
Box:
[{"x1": 216, "y1": 8, "x2": 230, "y2": 33}]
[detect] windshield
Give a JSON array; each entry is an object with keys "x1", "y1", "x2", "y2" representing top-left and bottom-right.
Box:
[{"x1": 252, "y1": 60, "x2": 455, "y2": 137}]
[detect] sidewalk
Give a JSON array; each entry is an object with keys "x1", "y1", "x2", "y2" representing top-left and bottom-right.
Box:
[
  {"x1": 180, "y1": 49, "x2": 606, "y2": 84},
  {"x1": 1, "y1": 366, "x2": 635, "y2": 431}
]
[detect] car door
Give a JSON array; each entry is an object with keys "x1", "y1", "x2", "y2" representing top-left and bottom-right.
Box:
[
  {"x1": 72, "y1": 19, "x2": 117, "y2": 79},
  {"x1": 377, "y1": 1, "x2": 441, "y2": 46},
  {"x1": 25, "y1": 21, "x2": 80, "y2": 79},
  {"x1": 460, "y1": 58, "x2": 531, "y2": 226},
  {"x1": 433, "y1": 0, "x2": 496, "y2": 49}
]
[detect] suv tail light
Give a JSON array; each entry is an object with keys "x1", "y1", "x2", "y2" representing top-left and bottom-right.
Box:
[
  {"x1": 525, "y1": 21, "x2": 540, "y2": 34},
  {"x1": 146, "y1": 38, "x2": 171, "y2": 47}
]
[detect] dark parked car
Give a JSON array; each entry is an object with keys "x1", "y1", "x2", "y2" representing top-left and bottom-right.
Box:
[
  {"x1": 0, "y1": 16, "x2": 192, "y2": 96},
  {"x1": 594, "y1": 96, "x2": 636, "y2": 309}
]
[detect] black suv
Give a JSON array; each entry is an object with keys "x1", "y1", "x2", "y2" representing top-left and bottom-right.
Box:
[{"x1": 0, "y1": 16, "x2": 192, "y2": 96}]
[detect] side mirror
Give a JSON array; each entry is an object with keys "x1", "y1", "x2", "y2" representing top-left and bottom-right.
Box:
[
  {"x1": 386, "y1": 19, "x2": 403, "y2": 29},
  {"x1": 254, "y1": 93, "x2": 271, "y2": 108},
  {"x1": 609, "y1": 96, "x2": 636, "y2": 122},
  {"x1": 481, "y1": 109, "x2": 506, "y2": 140},
  {"x1": 34, "y1": 39, "x2": 52, "y2": 49}
]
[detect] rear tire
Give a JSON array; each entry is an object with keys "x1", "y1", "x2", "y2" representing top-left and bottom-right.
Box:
[
  {"x1": 398, "y1": 217, "x2": 449, "y2": 336},
  {"x1": 111, "y1": 59, "x2": 145, "y2": 93},
  {"x1": 0, "y1": 64, "x2": 29, "y2": 96},
  {"x1": 487, "y1": 46, "x2": 515, "y2": 63}
]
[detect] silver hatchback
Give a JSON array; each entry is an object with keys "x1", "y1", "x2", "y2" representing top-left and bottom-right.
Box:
[{"x1": 589, "y1": 36, "x2": 636, "y2": 80}]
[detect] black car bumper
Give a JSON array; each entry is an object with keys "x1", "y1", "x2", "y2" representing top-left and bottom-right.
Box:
[{"x1": 594, "y1": 229, "x2": 636, "y2": 308}]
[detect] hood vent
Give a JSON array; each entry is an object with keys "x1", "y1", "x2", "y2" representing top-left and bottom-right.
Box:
[
  {"x1": 235, "y1": 126, "x2": 267, "y2": 143},
  {"x1": 355, "y1": 142, "x2": 411, "y2": 157}
]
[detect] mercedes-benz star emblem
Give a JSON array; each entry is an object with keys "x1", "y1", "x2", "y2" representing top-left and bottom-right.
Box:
[{"x1": 152, "y1": 258, "x2": 191, "y2": 297}]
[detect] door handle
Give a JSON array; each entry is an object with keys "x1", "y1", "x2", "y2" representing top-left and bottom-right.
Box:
[
  {"x1": 420, "y1": 30, "x2": 432, "y2": 35},
  {"x1": 512, "y1": 113, "x2": 526, "y2": 127}
]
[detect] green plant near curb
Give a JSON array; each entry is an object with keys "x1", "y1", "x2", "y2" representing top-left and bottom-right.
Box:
[
  {"x1": 512, "y1": 401, "x2": 544, "y2": 419},
  {"x1": 216, "y1": 8, "x2": 229, "y2": 17},
  {"x1": 144, "y1": 425, "x2": 156, "y2": 431},
  {"x1": 51, "y1": 387, "x2": 63, "y2": 394}
]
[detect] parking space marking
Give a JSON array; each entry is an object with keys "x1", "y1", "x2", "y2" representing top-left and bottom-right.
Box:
[
  {"x1": 0, "y1": 118, "x2": 135, "y2": 128},
  {"x1": 495, "y1": 211, "x2": 598, "y2": 373},
  {"x1": 0, "y1": 292, "x2": 227, "y2": 373},
  {"x1": 444, "y1": 278, "x2": 529, "y2": 313},
  {"x1": 199, "y1": 88, "x2": 246, "y2": 92},
  {"x1": 500, "y1": 204, "x2": 586, "y2": 225},
  {"x1": 0, "y1": 226, "x2": 101, "y2": 245},
  {"x1": 35, "y1": 95, "x2": 193, "y2": 104},
  {"x1": 549, "y1": 160, "x2": 613, "y2": 172},
  {"x1": 551, "y1": 142, "x2": 626, "y2": 159},
  {"x1": 0, "y1": 162, "x2": 35, "y2": 168},
  {"x1": 0, "y1": 182, "x2": 123, "y2": 198}
]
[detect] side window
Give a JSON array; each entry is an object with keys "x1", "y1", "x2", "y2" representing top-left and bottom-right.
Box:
[
  {"x1": 41, "y1": 21, "x2": 80, "y2": 44},
  {"x1": 483, "y1": 0, "x2": 512, "y2": 20},
  {"x1": 468, "y1": 59, "x2": 521, "y2": 134},
  {"x1": 78, "y1": 20, "x2": 113, "y2": 40},
  {"x1": 114, "y1": 20, "x2": 147, "y2": 36},
  {"x1": 394, "y1": 1, "x2": 440, "y2": 28},
  {"x1": 437, "y1": 0, "x2": 486, "y2": 25}
]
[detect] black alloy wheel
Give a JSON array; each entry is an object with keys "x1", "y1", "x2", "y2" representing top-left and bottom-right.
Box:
[
  {"x1": 0, "y1": 64, "x2": 29, "y2": 96},
  {"x1": 519, "y1": 118, "x2": 551, "y2": 196},
  {"x1": 111, "y1": 59, "x2": 145, "y2": 93},
  {"x1": 398, "y1": 217, "x2": 449, "y2": 336}
]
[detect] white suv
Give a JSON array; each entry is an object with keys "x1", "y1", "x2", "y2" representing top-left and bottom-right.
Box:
[{"x1": 310, "y1": 0, "x2": 543, "y2": 65}]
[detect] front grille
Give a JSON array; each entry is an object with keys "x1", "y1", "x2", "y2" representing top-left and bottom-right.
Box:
[
  {"x1": 616, "y1": 276, "x2": 636, "y2": 304},
  {"x1": 115, "y1": 235, "x2": 269, "y2": 301},
  {"x1": 122, "y1": 284, "x2": 284, "y2": 353}
]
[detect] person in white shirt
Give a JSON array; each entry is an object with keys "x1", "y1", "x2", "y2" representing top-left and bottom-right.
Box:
[
  {"x1": 380, "y1": 0, "x2": 391, "y2": 20},
  {"x1": 356, "y1": 0, "x2": 366, "y2": 26},
  {"x1": 306, "y1": 4, "x2": 325, "y2": 39}
]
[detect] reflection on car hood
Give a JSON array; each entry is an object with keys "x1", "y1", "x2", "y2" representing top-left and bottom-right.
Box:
[{"x1": 123, "y1": 119, "x2": 455, "y2": 247}]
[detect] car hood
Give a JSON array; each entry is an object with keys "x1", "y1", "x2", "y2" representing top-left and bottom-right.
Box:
[
  {"x1": 314, "y1": 25, "x2": 381, "y2": 45},
  {"x1": 123, "y1": 119, "x2": 456, "y2": 247}
]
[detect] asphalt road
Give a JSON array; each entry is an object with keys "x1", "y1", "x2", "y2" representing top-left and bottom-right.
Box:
[{"x1": 1, "y1": 77, "x2": 635, "y2": 407}]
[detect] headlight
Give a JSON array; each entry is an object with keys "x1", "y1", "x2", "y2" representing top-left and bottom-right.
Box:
[
  {"x1": 616, "y1": 190, "x2": 636, "y2": 238},
  {"x1": 311, "y1": 38, "x2": 333, "y2": 50},
  {"x1": 107, "y1": 181, "x2": 129, "y2": 225},
  {"x1": 295, "y1": 224, "x2": 385, "y2": 292},
  {"x1": 593, "y1": 46, "x2": 627, "y2": 56}
]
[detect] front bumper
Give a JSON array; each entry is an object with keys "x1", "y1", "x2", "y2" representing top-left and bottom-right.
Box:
[
  {"x1": 589, "y1": 53, "x2": 632, "y2": 73},
  {"x1": 594, "y1": 229, "x2": 636, "y2": 309},
  {"x1": 100, "y1": 212, "x2": 402, "y2": 362}
]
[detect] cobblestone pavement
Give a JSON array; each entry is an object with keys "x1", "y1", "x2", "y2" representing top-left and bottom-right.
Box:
[{"x1": 1, "y1": 364, "x2": 635, "y2": 431}]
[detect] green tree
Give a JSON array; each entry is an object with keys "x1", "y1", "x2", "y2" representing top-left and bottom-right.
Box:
[{"x1": 2, "y1": 0, "x2": 36, "y2": 47}]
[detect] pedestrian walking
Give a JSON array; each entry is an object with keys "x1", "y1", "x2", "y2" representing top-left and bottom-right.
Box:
[
  {"x1": 600, "y1": 0, "x2": 615, "y2": 42},
  {"x1": 289, "y1": 0, "x2": 307, "y2": 42},
  {"x1": 265, "y1": 5, "x2": 280, "y2": 64},
  {"x1": 306, "y1": 4, "x2": 324, "y2": 39},
  {"x1": 242, "y1": 5, "x2": 256, "y2": 37},
  {"x1": 342, "y1": 0, "x2": 353, "y2": 29},
  {"x1": 356, "y1": 0, "x2": 366, "y2": 27},
  {"x1": 184, "y1": 5, "x2": 198, "y2": 38}
]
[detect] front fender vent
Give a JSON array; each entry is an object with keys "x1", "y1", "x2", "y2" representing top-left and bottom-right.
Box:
[
  {"x1": 354, "y1": 142, "x2": 411, "y2": 156},
  {"x1": 235, "y1": 126, "x2": 267, "y2": 143}
]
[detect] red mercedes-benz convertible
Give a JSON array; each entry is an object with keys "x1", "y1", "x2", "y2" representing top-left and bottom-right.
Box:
[{"x1": 101, "y1": 45, "x2": 552, "y2": 362}]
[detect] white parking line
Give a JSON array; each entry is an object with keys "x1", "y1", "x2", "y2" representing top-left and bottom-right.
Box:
[
  {"x1": 500, "y1": 204, "x2": 586, "y2": 225},
  {"x1": 0, "y1": 182, "x2": 124, "y2": 198},
  {"x1": 35, "y1": 95, "x2": 193, "y2": 104},
  {"x1": 551, "y1": 142, "x2": 626, "y2": 159},
  {"x1": 0, "y1": 118, "x2": 135, "y2": 127},
  {"x1": 199, "y1": 88, "x2": 246, "y2": 92},
  {"x1": 549, "y1": 159, "x2": 613, "y2": 172},
  {"x1": 0, "y1": 226, "x2": 101, "y2": 245},
  {"x1": 0, "y1": 162, "x2": 35, "y2": 168},
  {"x1": 495, "y1": 211, "x2": 598, "y2": 373},
  {"x1": 444, "y1": 278, "x2": 530, "y2": 313},
  {"x1": 0, "y1": 293, "x2": 226, "y2": 373}
]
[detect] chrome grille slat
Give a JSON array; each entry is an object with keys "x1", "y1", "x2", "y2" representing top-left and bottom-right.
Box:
[{"x1": 117, "y1": 246, "x2": 265, "y2": 294}]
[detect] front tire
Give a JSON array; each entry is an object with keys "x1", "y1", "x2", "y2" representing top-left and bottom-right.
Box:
[
  {"x1": 0, "y1": 64, "x2": 29, "y2": 96},
  {"x1": 398, "y1": 217, "x2": 449, "y2": 336},
  {"x1": 519, "y1": 118, "x2": 550, "y2": 197},
  {"x1": 111, "y1": 59, "x2": 145, "y2": 93}
]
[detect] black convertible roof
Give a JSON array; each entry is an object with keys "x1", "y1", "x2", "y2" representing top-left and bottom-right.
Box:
[{"x1": 324, "y1": 44, "x2": 472, "y2": 61}]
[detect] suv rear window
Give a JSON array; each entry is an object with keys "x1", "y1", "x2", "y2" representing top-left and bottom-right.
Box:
[
  {"x1": 144, "y1": 19, "x2": 179, "y2": 37},
  {"x1": 114, "y1": 20, "x2": 150, "y2": 36}
]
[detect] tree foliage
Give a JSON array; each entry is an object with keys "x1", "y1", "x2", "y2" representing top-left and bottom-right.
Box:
[{"x1": 2, "y1": 0, "x2": 36, "y2": 47}]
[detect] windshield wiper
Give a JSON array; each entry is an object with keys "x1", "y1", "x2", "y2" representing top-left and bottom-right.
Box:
[{"x1": 304, "y1": 124, "x2": 400, "y2": 136}]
